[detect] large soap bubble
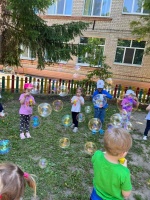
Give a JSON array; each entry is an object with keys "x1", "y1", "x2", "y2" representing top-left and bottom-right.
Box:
[
  {"x1": 105, "y1": 78, "x2": 113, "y2": 85},
  {"x1": 84, "y1": 142, "x2": 97, "y2": 155},
  {"x1": 62, "y1": 115, "x2": 72, "y2": 127},
  {"x1": 117, "y1": 95, "x2": 139, "y2": 113},
  {"x1": 31, "y1": 116, "x2": 40, "y2": 128},
  {"x1": 110, "y1": 113, "x2": 122, "y2": 128},
  {"x1": 38, "y1": 103, "x2": 52, "y2": 117},
  {"x1": 52, "y1": 100, "x2": 63, "y2": 112},
  {"x1": 31, "y1": 82, "x2": 39, "y2": 94},
  {"x1": 59, "y1": 137, "x2": 70, "y2": 149},
  {"x1": 88, "y1": 118, "x2": 102, "y2": 133},
  {"x1": 77, "y1": 113, "x2": 85, "y2": 122},
  {"x1": 58, "y1": 85, "x2": 68, "y2": 97},
  {"x1": 0, "y1": 139, "x2": 11, "y2": 155},
  {"x1": 85, "y1": 106, "x2": 92, "y2": 114},
  {"x1": 93, "y1": 94, "x2": 107, "y2": 108}
]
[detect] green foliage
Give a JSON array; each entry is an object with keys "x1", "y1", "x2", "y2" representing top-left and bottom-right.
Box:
[
  {"x1": 0, "y1": 0, "x2": 89, "y2": 68},
  {"x1": 78, "y1": 38, "x2": 105, "y2": 67},
  {"x1": 77, "y1": 37, "x2": 112, "y2": 87},
  {"x1": 130, "y1": 0, "x2": 150, "y2": 54}
]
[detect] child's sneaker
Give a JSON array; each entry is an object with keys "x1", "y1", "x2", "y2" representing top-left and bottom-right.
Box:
[
  {"x1": 20, "y1": 133, "x2": 26, "y2": 139},
  {"x1": 26, "y1": 132, "x2": 31, "y2": 138},
  {"x1": 70, "y1": 124, "x2": 75, "y2": 129},
  {"x1": 73, "y1": 127, "x2": 78, "y2": 133},
  {"x1": 143, "y1": 136, "x2": 147, "y2": 140}
]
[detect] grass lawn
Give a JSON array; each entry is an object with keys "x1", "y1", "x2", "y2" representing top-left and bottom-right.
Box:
[{"x1": 0, "y1": 92, "x2": 150, "y2": 200}]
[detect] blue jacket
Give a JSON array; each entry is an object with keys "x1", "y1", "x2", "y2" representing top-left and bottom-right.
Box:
[{"x1": 92, "y1": 89, "x2": 113, "y2": 109}]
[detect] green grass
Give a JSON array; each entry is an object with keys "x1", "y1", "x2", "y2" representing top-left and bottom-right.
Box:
[{"x1": 0, "y1": 92, "x2": 150, "y2": 200}]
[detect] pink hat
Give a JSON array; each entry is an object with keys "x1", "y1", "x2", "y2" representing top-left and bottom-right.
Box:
[{"x1": 24, "y1": 83, "x2": 33, "y2": 89}]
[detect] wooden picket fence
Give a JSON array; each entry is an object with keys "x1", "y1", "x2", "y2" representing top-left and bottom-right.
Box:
[{"x1": 0, "y1": 75, "x2": 150, "y2": 104}]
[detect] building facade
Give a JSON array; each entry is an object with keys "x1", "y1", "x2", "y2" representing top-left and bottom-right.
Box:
[{"x1": 10, "y1": 0, "x2": 150, "y2": 82}]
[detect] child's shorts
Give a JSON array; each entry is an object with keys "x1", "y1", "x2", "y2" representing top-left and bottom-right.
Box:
[{"x1": 90, "y1": 188, "x2": 103, "y2": 200}]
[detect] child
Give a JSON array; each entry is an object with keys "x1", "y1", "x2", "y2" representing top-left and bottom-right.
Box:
[
  {"x1": 90, "y1": 127, "x2": 132, "y2": 200},
  {"x1": 121, "y1": 89, "x2": 137, "y2": 121},
  {"x1": 19, "y1": 83, "x2": 35, "y2": 139},
  {"x1": 143, "y1": 104, "x2": 150, "y2": 140},
  {"x1": 70, "y1": 87, "x2": 84, "y2": 133},
  {"x1": 92, "y1": 80, "x2": 112, "y2": 133},
  {"x1": 0, "y1": 162, "x2": 36, "y2": 199}
]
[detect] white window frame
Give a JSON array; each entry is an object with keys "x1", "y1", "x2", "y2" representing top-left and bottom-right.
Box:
[
  {"x1": 83, "y1": 0, "x2": 112, "y2": 17},
  {"x1": 122, "y1": 0, "x2": 149, "y2": 15},
  {"x1": 20, "y1": 45, "x2": 35, "y2": 60},
  {"x1": 77, "y1": 37, "x2": 105, "y2": 67},
  {"x1": 47, "y1": 0, "x2": 72, "y2": 16},
  {"x1": 114, "y1": 40, "x2": 146, "y2": 66}
]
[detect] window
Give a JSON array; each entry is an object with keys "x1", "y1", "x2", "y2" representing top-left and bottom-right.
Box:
[
  {"x1": 123, "y1": 0, "x2": 149, "y2": 14},
  {"x1": 78, "y1": 37, "x2": 105, "y2": 67},
  {"x1": 83, "y1": 0, "x2": 111, "y2": 17},
  {"x1": 115, "y1": 39, "x2": 146, "y2": 65},
  {"x1": 20, "y1": 46, "x2": 33, "y2": 60},
  {"x1": 47, "y1": 0, "x2": 73, "y2": 15}
]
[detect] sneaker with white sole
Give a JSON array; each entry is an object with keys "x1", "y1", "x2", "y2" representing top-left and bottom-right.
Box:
[
  {"x1": 73, "y1": 127, "x2": 78, "y2": 133},
  {"x1": 143, "y1": 136, "x2": 147, "y2": 140},
  {"x1": 70, "y1": 124, "x2": 75, "y2": 129},
  {"x1": 20, "y1": 133, "x2": 26, "y2": 139},
  {"x1": 26, "y1": 132, "x2": 31, "y2": 138}
]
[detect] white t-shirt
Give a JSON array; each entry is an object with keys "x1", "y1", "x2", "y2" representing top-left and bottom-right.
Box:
[
  {"x1": 145, "y1": 111, "x2": 150, "y2": 120},
  {"x1": 71, "y1": 96, "x2": 84, "y2": 112}
]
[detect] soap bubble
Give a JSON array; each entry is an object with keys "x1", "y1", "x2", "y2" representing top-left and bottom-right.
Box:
[
  {"x1": 117, "y1": 95, "x2": 139, "y2": 113},
  {"x1": 85, "y1": 106, "x2": 92, "y2": 114},
  {"x1": 62, "y1": 115, "x2": 72, "y2": 127},
  {"x1": 73, "y1": 73, "x2": 79, "y2": 79},
  {"x1": 58, "y1": 85, "x2": 68, "y2": 97},
  {"x1": 38, "y1": 103, "x2": 52, "y2": 117},
  {"x1": 52, "y1": 100, "x2": 63, "y2": 112},
  {"x1": 31, "y1": 116, "x2": 40, "y2": 128},
  {"x1": 84, "y1": 142, "x2": 97, "y2": 155},
  {"x1": 39, "y1": 158, "x2": 48, "y2": 169},
  {"x1": 122, "y1": 121, "x2": 133, "y2": 132},
  {"x1": 93, "y1": 94, "x2": 107, "y2": 108},
  {"x1": 74, "y1": 65, "x2": 80, "y2": 71},
  {"x1": 0, "y1": 139, "x2": 11, "y2": 155},
  {"x1": 77, "y1": 113, "x2": 85, "y2": 122},
  {"x1": 105, "y1": 78, "x2": 113, "y2": 85},
  {"x1": 31, "y1": 82, "x2": 39, "y2": 94},
  {"x1": 88, "y1": 118, "x2": 102, "y2": 133},
  {"x1": 59, "y1": 137, "x2": 70, "y2": 148},
  {"x1": 110, "y1": 113, "x2": 122, "y2": 128}
]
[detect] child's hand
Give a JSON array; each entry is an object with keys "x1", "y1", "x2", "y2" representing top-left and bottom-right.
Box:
[
  {"x1": 24, "y1": 92, "x2": 30, "y2": 97},
  {"x1": 119, "y1": 158, "x2": 127, "y2": 167}
]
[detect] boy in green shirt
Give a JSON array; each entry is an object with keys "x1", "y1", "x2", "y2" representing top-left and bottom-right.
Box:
[{"x1": 90, "y1": 127, "x2": 132, "y2": 200}]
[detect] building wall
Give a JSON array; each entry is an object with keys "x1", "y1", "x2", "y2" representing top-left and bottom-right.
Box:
[
  {"x1": 7, "y1": 0, "x2": 149, "y2": 82},
  {"x1": 37, "y1": 0, "x2": 150, "y2": 82}
]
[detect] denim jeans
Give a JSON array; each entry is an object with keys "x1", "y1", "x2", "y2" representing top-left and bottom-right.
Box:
[
  {"x1": 144, "y1": 120, "x2": 150, "y2": 136},
  {"x1": 94, "y1": 107, "x2": 106, "y2": 124},
  {"x1": 90, "y1": 188, "x2": 103, "y2": 200}
]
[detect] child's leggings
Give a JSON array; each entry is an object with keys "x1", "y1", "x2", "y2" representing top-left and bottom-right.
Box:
[
  {"x1": 72, "y1": 112, "x2": 79, "y2": 127},
  {"x1": 20, "y1": 114, "x2": 31, "y2": 133}
]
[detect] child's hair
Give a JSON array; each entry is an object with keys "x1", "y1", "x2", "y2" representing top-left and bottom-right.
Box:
[
  {"x1": 0, "y1": 162, "x2": 36, "y2": 200},
  {"x1": 104, "y1": 128, "x2": 132, "y2": 156}
]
